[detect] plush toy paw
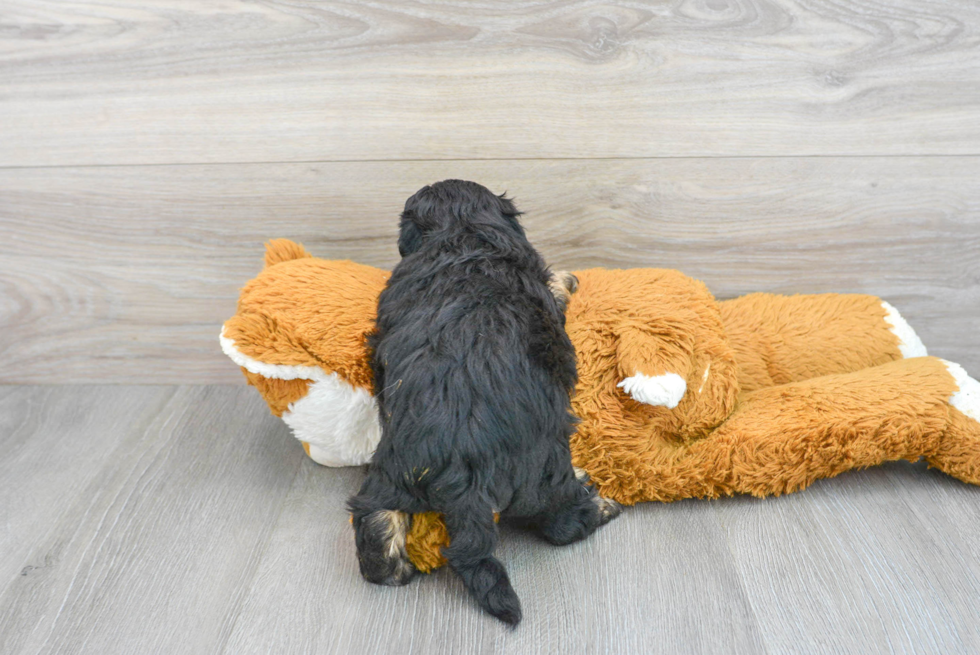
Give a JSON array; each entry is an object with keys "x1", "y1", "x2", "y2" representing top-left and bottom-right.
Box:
[
  {"x1": 943, "y1": 359, "x2": 980, "y2": 421},
  {"x1": 882, "y1": 301, "x2": 928, "y2": 358},
  {"x1": 617, "y1": 372, "x2": 687, "y2": 408}
]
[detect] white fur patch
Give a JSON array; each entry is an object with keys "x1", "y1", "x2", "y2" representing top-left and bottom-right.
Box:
[
  {"x1": 942, "y1": 360, "x2": 980, "y2": 423},
  {"x1": 220, "y1": 327, "x2": 381, "y2": 466},
  {"x1": 220, "y1": 328, "x2": 329, "y2": 382},
  {"x1": 881, "y1": 301, "x2": 928, "y2": 358},
  {"x1": 283, "y1": 377, "x2": 381, "y2": 466},
  {"x1": 618, "y1": 372, "x2": 687, "y2": 409}
]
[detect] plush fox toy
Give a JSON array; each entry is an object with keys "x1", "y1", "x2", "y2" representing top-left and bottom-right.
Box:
[{"x1": 221, "y1": 239, "x2": 980, "y2": 572}]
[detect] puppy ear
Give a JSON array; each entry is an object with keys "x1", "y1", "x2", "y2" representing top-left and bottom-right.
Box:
[
  {"x1": 398, "y1": 185, "x2": 441, "y2": 256},
  {"x1": 495, "y1": 193, "x2": 526, "y2": 239},
  {"x1": 397, "y1": 213, "x2": 425, "y2": 257}
]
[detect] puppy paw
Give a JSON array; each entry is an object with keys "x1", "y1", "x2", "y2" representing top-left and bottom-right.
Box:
[
  {"x1": 618, "y1": 372, "x2": 687, "y2": 409},
  {"x1": 354, "y1": 510, "x2": 417, "y2": 586},
  {"x1": 548, "y1": 270, "x2": 579, "y2": 311},
  {"x1": 593, "y1": 496, "x2": 623, "y2": 526},
  {"x1": 555, "y1": 270, "x2": 579, "y2": 295},
  {"x1": 576, "y1": 468, "x2": 621, "y2": 526}
]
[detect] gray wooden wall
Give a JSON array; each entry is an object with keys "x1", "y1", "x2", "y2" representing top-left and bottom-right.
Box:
[{"x1": 2, "y1": 0, "x2": 979, "y2": 383}]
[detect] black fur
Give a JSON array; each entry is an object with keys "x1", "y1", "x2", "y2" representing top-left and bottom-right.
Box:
[{"x1": 348, "y1": 180, "x2": 620, "y2": 626}]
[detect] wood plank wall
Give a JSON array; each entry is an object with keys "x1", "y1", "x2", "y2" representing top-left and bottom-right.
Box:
[{"x1": 2, "y1": 0, "x2": 979, "y2": 383}]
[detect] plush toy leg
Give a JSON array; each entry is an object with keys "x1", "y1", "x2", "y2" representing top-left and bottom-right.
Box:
[
  {"x1": 696, "y1": 357, "x2": 972, "y2": 499},
  {"x1": 925, "y1": 361, "x2": 980, "y2": 484},
  {"x1": 597, "y1": 357, "x2": 962, "y2": 504},
  {"x1": 718, "y1": 293, "x2": 927, "y2": 392}
]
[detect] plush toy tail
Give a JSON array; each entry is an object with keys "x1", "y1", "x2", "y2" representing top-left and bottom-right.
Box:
[{"x1": 264, "y1": 238, "x2": 312, "y2": 268}]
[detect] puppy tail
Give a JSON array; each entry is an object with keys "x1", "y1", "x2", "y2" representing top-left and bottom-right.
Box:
[
  {"x1": 441, "y1": 504, "x2": 522, "y2": 626},
  {"x1": 264, "y1": 238, "x2": 312, "y2": 268}
]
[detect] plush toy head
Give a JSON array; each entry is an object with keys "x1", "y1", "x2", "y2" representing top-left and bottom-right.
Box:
[{"x1": 220, "y1": 240, "x2": 390, "y2": 466}]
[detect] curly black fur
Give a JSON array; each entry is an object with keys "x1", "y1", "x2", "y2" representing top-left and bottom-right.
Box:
[{"x1": 348, "y1": 180, "x2": 620, "y2": 626}]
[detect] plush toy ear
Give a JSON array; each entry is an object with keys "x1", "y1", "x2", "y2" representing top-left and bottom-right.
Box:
[{"x1": 264, "y1": 238, "x2": 311, "y2": 268}]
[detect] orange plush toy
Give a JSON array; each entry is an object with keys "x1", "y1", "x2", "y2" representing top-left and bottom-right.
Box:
[{"x1": 221, "y1": 240, "x2": 980, "y2": 572}]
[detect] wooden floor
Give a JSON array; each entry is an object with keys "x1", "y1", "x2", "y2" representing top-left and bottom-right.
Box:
[
  {"x1": 3, "y1": 0, "x2": 980, "y2": 653},
  {"x1": 0, "y1": 385, "x2": 977, "y2": 655}
]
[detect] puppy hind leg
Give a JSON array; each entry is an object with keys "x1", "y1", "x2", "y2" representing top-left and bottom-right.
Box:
[
  {"x1": 537, "y1": 478, "x2": 622, "y2": 547},
  {"x1": 349, "y1": 497, "x2": 417, "y2": 586},
  {"x1": 441, "y1": 503, "x2": 522, "y2": 626}
]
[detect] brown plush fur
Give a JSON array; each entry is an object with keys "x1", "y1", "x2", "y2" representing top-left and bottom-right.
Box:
[
  {"x1": 223, "y1": 240, "x2": 389, "y2": 392},
  {"x1": 719, "y1": 292, "x2": 902, "y2": 392},
  {"x1": 241, "y1": 372, "x2": 310, "y2": 418},
  {"x1": 223, "y1": 240, "x2": 980, "y2": 574}
]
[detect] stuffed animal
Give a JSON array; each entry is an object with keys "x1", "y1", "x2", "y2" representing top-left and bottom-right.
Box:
[{"x1": 221, "y1": 239, "x2": 980, "y2": 572}]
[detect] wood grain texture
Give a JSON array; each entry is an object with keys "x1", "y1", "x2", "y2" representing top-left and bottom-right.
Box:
[
  {"x1": 2, "y1": 0, "x2": 980, "y2": 166},
  {"x1": 2, "y1": 157, "x2": 978, "y2": 383},
  {"x1": 0, "y1": 385, "x2": 303, "y2": 655},
  {"x1": 224, "y1": 463, "x2": 767, "y2": 655},
  {"x1": 715, "y1": 464, "x2": 980, "y2": 654},
  {"x1": 0, "y1": 386, "x2": 175, "y2": 589},
  {"x1": 2, "y1": 385, "x2": 978, "y2": 654}
]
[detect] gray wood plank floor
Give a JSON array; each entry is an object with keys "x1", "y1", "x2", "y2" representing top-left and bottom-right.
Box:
[{"x1": 1, "y1": 385, "x2": 977, "y2": 655}]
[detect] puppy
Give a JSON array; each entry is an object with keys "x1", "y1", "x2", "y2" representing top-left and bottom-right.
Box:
[{"x1": 348, "y1": 180, "x2": 621, "y2": 625}]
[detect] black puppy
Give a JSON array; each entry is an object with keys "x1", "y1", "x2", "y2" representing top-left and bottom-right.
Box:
[{"x1": 348, "y1": 180, "x2": 621, "y2": 625}]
